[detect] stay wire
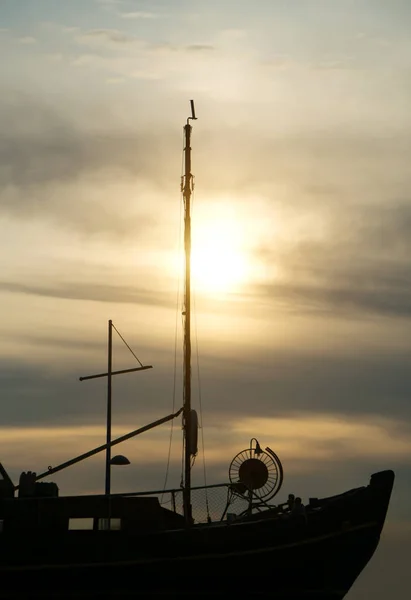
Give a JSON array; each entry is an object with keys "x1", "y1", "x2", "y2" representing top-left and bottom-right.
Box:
[
  {"x1": 162, "y1": 134, "x2": 185, "y2": 499},
  {"x1": 112, "y1": 323, "x2": 144, "y2": 367},
  {"x1": 191, "y1": 190, "x2": 211, "y2": 522}
]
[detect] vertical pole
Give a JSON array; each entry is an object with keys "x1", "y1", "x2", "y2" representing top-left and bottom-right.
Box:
[
  {"x1": 105, "y1": 319, "x2": 113, "y2": 497},
  {"x1": 183, "y1": 122, "x2": 192, "y2": 526}
]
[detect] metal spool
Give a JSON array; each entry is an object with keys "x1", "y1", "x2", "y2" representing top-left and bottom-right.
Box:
[
  {"x1": 229, "y1": 438, "x2": 284, "y2": 502},
  {"x1": 238, "y1": 458, "x2": 268, "y2": 490}
]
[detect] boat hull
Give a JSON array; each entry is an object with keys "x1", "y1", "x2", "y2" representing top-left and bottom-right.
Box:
[{"x1": 0, "y1": 470, "x2": 394, "y2": 599}]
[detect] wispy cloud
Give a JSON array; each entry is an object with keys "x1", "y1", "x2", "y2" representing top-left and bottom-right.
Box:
[
  {"x1": 118, "y1": 11, "x2": 160, "y2": 20},
  {"x1": 73, "y1": 27, "x2": 215, "y2": 55},
  {"x1": 250, "y1": 200, "x2": 411, "y2": 319},
  {"x1": 0, "y1": 279, "x2": 173, "y2": 308},
  {"x1": 105, "y1": 76, "x2": 124, "y2": 84},
  {"x1": 17, "y1": 36, "x2": 37, "y2": 44},
  {"x1": 45, "y1": 52, "x2": 63, "y2": 62},
  {"x1": 95, "y1": 0, "x2": 124, "y2": 5},
  {"x1": 231, "y1": 414, "x2": 411, "y2": 463},
  {"x1": 75, "y1": 28, "x2": 145, "y2": 48},
  {"x1": 63, "y1": 26, "x2": 80, "y2": 33},
  {"x1": 94, "y1": 0, "x2": 161, "y2": 20},
  {"x1": 185, "y1": 44, "x2": 214, "y2": 52}
]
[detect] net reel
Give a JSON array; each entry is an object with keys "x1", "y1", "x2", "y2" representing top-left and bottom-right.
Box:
[{"x1": 229, "y1": 438, "x2": 284, "y2": 503}]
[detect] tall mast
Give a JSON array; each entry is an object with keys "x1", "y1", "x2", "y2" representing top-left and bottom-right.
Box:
[{"x1": 182, "y1": 100, "x2": 197, "y2": 526}]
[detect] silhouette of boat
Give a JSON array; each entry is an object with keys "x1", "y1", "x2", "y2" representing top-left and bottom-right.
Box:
[{"x1": 0, "y1": 102, "x2": 394, "y2": 599}]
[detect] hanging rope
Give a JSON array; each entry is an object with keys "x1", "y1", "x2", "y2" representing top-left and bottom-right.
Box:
[
  {"x1": 162, "y1": 134, "x2": 186, "y2": 500},
  {"x1": 161, "y1": 196, "x2": 183, "y2": 499},
  {"x1": 191, "y1": 189, "x2": 211, "y2": 523},
  {"x1": 180, "y1": 307, "x2": 185, "y2": 491}
]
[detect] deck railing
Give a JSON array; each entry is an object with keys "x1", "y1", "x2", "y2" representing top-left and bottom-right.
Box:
[{"x1": 111, "y1": 483, "x2": 250, "y2": 524}]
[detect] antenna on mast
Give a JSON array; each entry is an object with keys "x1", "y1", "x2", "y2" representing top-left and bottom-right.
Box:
[
  {"x1": 190, "y1": 99, "x2": 197, "y2": 121},
  {"x1": 186, "y1": 99, "x2": 197, "y2": 124}
]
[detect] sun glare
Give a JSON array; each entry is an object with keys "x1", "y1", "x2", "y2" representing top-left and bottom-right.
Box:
[{"x1": 191, "y1": 216, "x2": 249, "y2": 295}]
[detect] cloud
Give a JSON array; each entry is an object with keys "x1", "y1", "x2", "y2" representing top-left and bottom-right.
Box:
[
  {"x1": 1, "y1": 397, "x2": 409, "y2": 485},
  {"x1": 18, "y1": 36, "x2": 37, "y2": 45},
  {"x1": 261, "y1": 54, "x2": 355, "y2": 71},
  {"x1": 185, "y1": 44, "x2": 214, "y2": 52},
  {"x1": 105, "y1": 76, "x2": 125, "y2": 84},
  {"x1": 251, "y1": 201, "x2": 411, "y2": 319},
  {"x1": 1, "y1": 91, "x2": 410, "y2": 322},
  {"x1": 45, "y1": 52, "x2": 63, "y2": 62},
  {"x1": 0, "y1": 91, "x2": 179, "y2": 237},
  {"x1": 95, "y1": 0, "x2": 124, "y2": 5},
  {"x1": 73, "y1": 28, "x2": 215, "y2": 55},
  {"x1": 118, "y1": 11, "x2": 160, "y2": 20},
  {"x1": 310, "y1": 57, "x2": 356, "y2": 70},
  {"x1": 95, "y1": 1, "x2": 165, "y2": 25},
  {"x1": 75, "y1": 28, "x2": 145, "y2": 47},
  {"x1": 231, "y1": 415, "x2": 411, "y2": 463},
  {"x1": 201, "y1": 348, "x2": 411, "y2": 421},
  {"x1": 0, "y1": 279, "x2": 173, "y2": 308},
  {"x1": 1, "y1": 332, "x2": 410, "y2": 426},
  {"x1": 260, "y1": 55, "x2": 293, "y2": 69},
  {"x1": 256, "y1": 258, "x2": 411, "y2": 318}
]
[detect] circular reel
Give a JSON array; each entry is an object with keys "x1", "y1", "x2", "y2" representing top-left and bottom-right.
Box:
[{"x1": 229, "y1": 438, "x2": 283, "y2": 502}]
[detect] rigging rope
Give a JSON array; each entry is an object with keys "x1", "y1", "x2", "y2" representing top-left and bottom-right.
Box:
[
  {"x1": 191, "y1": 190, "x2": 211, "y2": 523},
  {"x1": 112, "y1": 323, "x2": 144, "y2": 367},
  {"x1": 180, "y1": 307, "x2": 185, "y2": 490},
  {"x1": 162, "y1": 134, "x2": 185, "y2": 500},
  {"x1": 161, "y1": 199, "x2": 182, "y2": 499}
]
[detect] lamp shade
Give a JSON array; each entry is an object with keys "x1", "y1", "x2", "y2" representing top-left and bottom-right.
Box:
[{"x1": 110, "y1": 455, "x2": 130, "y2": 466}]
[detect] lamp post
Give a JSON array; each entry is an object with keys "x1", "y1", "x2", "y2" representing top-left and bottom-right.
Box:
[
  {"x1": 78, "y1": 319, "x2": 152, "y2": 496},
  {"x1": 78, "y1": 318, "x2": 152, "y2": 530},
  {"x1": 106, "y1": 319, "x2": 113, "y2": 496},
  {"x1": 107, "y1": 454, "x2": 130, "y2": 531}
]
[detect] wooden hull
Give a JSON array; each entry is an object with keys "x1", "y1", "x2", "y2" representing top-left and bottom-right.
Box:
[{"x1": 0, "y1": 470, "x2": 394, "y2": 599}]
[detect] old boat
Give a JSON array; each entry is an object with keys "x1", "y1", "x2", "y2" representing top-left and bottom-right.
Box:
[{"x1": 0, "y1": 102, "x2": 394, "y2": 599}]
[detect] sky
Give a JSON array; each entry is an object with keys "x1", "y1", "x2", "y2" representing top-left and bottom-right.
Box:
[{"x1": 0, "y1": 0, "x2": 410, "y2": 596}]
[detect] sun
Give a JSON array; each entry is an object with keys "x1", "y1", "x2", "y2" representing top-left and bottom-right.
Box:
[{"x1": 190, "y1": 216, "x2": 249, "y2": 295}]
